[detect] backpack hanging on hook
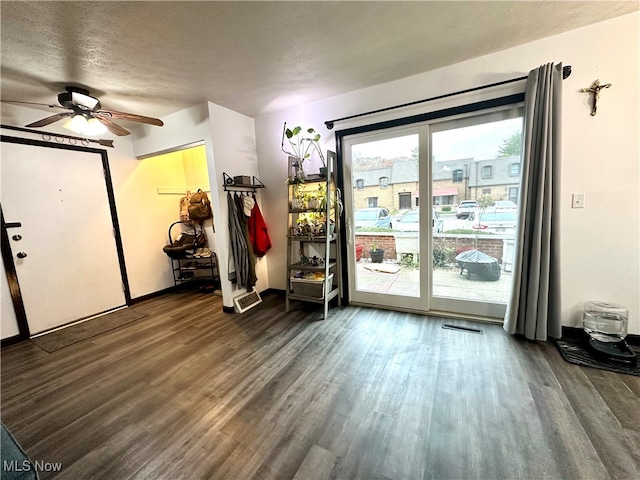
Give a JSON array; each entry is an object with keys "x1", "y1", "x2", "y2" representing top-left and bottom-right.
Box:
[{"x1": 188, "y1": 189, "x2": 213, "y2": 221}]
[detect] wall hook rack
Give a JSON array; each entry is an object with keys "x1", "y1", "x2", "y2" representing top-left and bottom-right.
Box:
[{"x1": 222, "y1": 172, "x2": 265, "y2": 193}]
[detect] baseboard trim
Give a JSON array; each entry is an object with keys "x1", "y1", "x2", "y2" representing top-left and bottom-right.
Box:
[
  {"x1": 1, "y1": 334, "x2": 25, "y2": 348},
  {"x1": 261, "y1": 288, "x2": 285, "y2": 297},
  {"x1": 131, "y1": 285, "x2": 181, "y2": 304}
]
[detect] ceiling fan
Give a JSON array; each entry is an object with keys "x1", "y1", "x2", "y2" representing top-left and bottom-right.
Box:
[{"x1": 2, "y1": 86, "x2": 164, "y2": 136}]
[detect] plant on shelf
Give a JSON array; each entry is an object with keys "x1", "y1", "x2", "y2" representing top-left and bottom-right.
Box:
[
  {"x1": 281, "y1": 123, "x2": 326, "y2": 181},
  {"x1": 290, "y1": 183, "x2": 302, "y2": 209},
  {"x1": 306, "y1": 193, "x2": 318, "y2": 210},
  {"x1": 317, "y1": 183, "x2": 327, "y2": 211}
]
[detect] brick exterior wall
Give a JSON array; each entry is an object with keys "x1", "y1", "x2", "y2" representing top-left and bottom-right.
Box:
[
  {"x1": 433, "y1": 235, "x2": 505, "y2": 264},
  {"x1": 354, "y1": 234, "x2": 397, "y2": 260},
  {"x1": 354, "y1": 233, "x2": 505, "y2": 263}
]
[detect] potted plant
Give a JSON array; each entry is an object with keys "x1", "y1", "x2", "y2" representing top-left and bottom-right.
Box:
[
  {"x1": 317, "y1": 183, "x2": 327, "y2": 211},
  {"x1": 369, "y1": 242, "x2": 384, "y2": 263},
  {"x1": 281, "y1": 123, "x2": 326, "y2": 179}
]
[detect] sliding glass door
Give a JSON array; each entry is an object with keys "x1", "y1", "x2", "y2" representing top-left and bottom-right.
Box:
[
  {"x1": 429, "y1": 107, "x2": 523, "y2": 318},
  {"x1": 343, "y1": 126, "x2": 429, "y2": 311},
  {"x1": 342, "y1": 105, "x2": 524, "y2": 319}
]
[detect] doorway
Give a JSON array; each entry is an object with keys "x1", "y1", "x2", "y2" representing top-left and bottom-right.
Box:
[
  {"x1": 1, "y1": 137, "x2": 129, "y2": 336},
  {"x1": 340, "y1": 104, "x2": 523, "y2": 319}
]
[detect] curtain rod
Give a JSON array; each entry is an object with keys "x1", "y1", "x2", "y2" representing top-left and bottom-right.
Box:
[{"x1": 324, "y1": 65, "x2": 571, "y2": 130}]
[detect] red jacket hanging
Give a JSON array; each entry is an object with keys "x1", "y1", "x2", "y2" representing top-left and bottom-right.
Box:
[{"x1": 247, "y1": 199, "x2": 272, "y2": 257}]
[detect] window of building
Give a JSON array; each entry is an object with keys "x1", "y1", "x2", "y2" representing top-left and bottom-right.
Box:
[
  {"x1": 399, "y1": 193, "x2": 412, "y2": 210},
  {"x1": 510, "y1": 163, "x2": 520, "y2": 175},
  {"x1": 508, "y1": 187, "x2": 519, "y2": 204},
  {"x1": 380, "y1": 176, "x2": 388, "y2": 188},
  {"x1": 482, "y1": 165, "x2": 493, "y2": 178},
  {"x1": 433, "y1": 195, "x2": 456, "y2": 206},
  {"x1": 452, "y1": 169, "x2": 463, "y2": 182},
  {"x1": 356, "y1": 179, "x2": 364, "y2": 190},
  {"x1": 482, "y1": 188, "x2": 491, "y2": 195},
  {"x1": 368, "y1": 197, "x2": 378, "y2": 208}
]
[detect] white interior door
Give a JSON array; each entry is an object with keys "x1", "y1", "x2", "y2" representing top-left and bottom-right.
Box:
[{"x1": 1, "y1": 140, "x2": 127, "y2": 335}]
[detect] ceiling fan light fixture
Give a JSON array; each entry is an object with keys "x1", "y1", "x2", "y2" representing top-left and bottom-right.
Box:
[
  {"x1": 62, "y1": 114, "x2": 88, "y2": 134},
  {"x1": 62, "y1": 114, "x2": 107, "y2": 136},
  {"x1": 85, "y1": 117, "x2": 107, "y2": 135}
]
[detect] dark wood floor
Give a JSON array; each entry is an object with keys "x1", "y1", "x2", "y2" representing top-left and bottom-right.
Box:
[{"x1": 1, "y1": 291, "x2": 639, "y2": 480}]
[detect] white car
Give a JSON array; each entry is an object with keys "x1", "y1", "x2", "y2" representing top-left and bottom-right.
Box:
[
  {"x1": 395, "y1": 209, "x2": 444, "y2": 233},
  {"x1": 493, "y1": 200, "x2": 518, "y2": 211},
  {"x1": 456, "y1": 200, "x2": 479, "y2": 219},
  {"x1": 472, "y1": 210, "x2": 517, "y2": 234}
]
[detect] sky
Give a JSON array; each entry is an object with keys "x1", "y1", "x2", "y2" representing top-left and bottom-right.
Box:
[{"x1": 352, "y1": 117, "x2": 523, "y2": 162}]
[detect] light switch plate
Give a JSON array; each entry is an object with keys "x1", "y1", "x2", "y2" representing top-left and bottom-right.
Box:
[{"x1": 572, "y1": 193, "x2": 585, "y2": 208}]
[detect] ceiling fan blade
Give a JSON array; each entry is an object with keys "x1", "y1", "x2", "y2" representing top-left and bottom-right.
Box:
[
  {"x1": 96, "y1": 109, "x2": 163, "y2": 126},
  {"x1": 25, "y1": 112, "x2": 72, "y2": 128},
  {"x1": 1, "y1": 99, "x2": 68, "y2": 110},
  {"x1": 93, "y1": 114, "x2": 130, "y2": 136}
]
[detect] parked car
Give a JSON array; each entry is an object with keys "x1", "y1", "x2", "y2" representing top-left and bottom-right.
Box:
[
  {"x1": 493, "y1": 200, "x2": 518, "y2": 211},
  {"x1": 456, "y1": 200, "x2": 480, "y2": 219},
  {"x1": 394, "y1": 209, "x2": 444, "y2": 233},
  {"x1": 472, "y1": 210, "x2": 517, "y2": 234},
  {"x1": 354, "y1": 207, "x2": 392, "y2": 229},
  {"x1": 390, "y1": 209, "x2": 411, "y2": 225}
]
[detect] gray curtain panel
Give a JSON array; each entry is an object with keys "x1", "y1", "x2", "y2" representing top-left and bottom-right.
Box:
[{"x1": 504, "y1": 63, "x2": 563, "y2": 341}]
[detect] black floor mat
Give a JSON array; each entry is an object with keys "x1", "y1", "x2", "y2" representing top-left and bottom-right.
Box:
[
  {"x1": 32, "y1": 308, "x2": 148, "y2": 353},
  {"x1": 555, "y1": 336, "x2": 639, "y2": 377}
]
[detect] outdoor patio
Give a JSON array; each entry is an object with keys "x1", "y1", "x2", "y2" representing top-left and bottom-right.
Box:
[{"x1": 356, "y1": 259, "x2": 512, "y2": 303}]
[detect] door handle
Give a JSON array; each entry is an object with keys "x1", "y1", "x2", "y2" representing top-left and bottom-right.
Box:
[{"x1": 16, "y1": 252, "x2": 27, "y2": 259}]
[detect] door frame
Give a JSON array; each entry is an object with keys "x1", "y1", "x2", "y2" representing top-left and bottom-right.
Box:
[
  {"x1": 335, "y1": 94, "x2": 524, "y2": 307},
  {"x1": 0, "y1": 135, "x2": 130, "y2": 342},
  {"x1": 341, "y1": 125, "x2": 430, "y2": 311}
]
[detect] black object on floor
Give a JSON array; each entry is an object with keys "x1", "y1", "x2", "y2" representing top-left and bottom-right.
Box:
[
  {"x1": 1, "y1": 422, "x2": 38, "y2": 479},
  {"x1": 586, "y1": 337, "x2": 637, "y2": 366},
  {"x1": 555, "y1": 334, "x2": 640, "y2": 376},
  {"x1": 31, "y1": 309, "x2": 149, "y2": 353}
]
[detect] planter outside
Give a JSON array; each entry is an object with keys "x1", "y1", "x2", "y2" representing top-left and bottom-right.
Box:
[
  {"x1": 369, "y1": 248, "x2": 384, "y2": 263},
  {"x1": 319, "y1": 166, "x2": 328, "y2": 177}
]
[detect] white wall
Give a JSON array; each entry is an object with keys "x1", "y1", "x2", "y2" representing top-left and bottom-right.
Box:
[
  {"x1": 255, "y1": 12, "x2": 640, "y2": 334},
  {"x1": 207, "y1": 102, "x2": 270, "y2": 306}
]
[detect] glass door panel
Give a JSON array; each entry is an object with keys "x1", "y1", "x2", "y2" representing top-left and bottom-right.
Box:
[
  {"x1": 429, "y1": 107, "x2": 523, "y2": 318},
  {"x1": 343, "y1": 127, "x2": 428, "y2": 311}
]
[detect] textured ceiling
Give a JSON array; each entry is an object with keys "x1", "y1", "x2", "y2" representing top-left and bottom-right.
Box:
[{"x1": 1, "y1": 1, "x2": 638, "y2": 125}]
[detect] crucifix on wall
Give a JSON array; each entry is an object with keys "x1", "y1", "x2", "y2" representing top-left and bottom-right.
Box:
[{"x1": 581, "y1": 79, "x2": 612, "y2": 116}]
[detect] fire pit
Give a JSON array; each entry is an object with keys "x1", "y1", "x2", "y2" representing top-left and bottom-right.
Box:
[{"x1": 455, "y1": 249, "x2": 501, "y2": 281}]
